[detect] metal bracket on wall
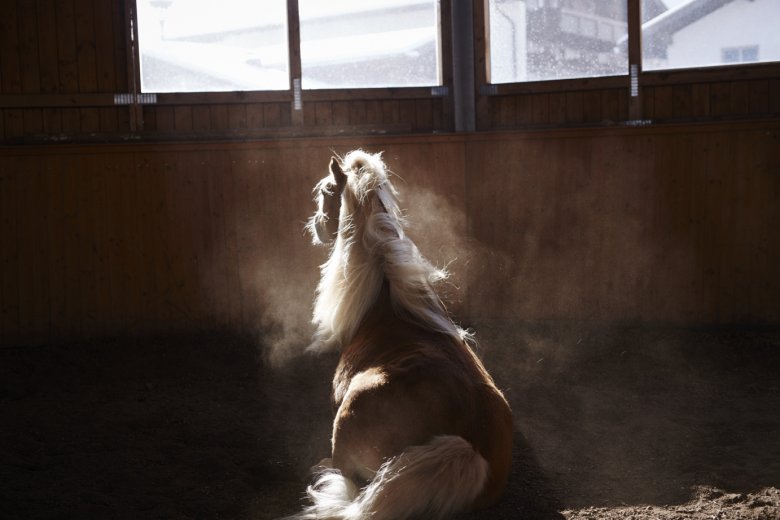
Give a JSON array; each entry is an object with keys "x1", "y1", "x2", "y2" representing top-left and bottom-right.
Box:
[
  {"x1": 479, "y1": 84, "x2": 498, "y2": 96},
  {"x1": 113, "y1": 93, "x2": 157, "y2": 105}
]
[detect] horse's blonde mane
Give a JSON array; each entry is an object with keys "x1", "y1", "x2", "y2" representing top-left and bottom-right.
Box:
[{"x1": 310, "y1": 150, "x2": 470, "y2": 353}]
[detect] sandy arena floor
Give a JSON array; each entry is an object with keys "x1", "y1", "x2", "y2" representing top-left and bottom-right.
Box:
[{"x1": 2, "y1": 325, "x2": 778, "y2": 519}]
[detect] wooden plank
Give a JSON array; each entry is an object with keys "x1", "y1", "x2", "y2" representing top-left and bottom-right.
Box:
[
  {"x1": 263, "y1": 103, "x2": 282, "y2": 128},
  {"x1": 414, "y1": 99, "x2": 432, "y2": 131},
  {"x1": 492, "y1": 96, "x2": 516, "y2": 127},
  {"x1": 111, "y1": 0, "x2": 128, "y2": 91},
  {"x1": 332, "y1": 101, "x2": 349, "y2": 125},
  {"x1": 23, "y1": 109, "x2": 43, "y2": 135},
  {"x1": 99, "y1": 154, "x2": 124, "y2": 331},
  {"x1": 601, "y1": 90, "x2": 620, "y2": 122},
  {"x1": 313, "y1": 102, "x2": 332, "y2": 126},
  {"x1": 133, "y1": 152, "x2": 170, "y2": 331},
  {"x1": 530, "y1": 93, "x2": 549, "y2": 125},
  {"x1": 204, "y1": 150, "x2": 235, "y2": 327},
  {"x1": 155, "y1": 106, "x2": 175, "y2": 132},
  {"x1": 61, "y1": 107, "x2": 81, "y2": 134},
  {"x1": 381, "y1": 100, "x2": 400, "y2": 124},
  {"x1": 747, "y1": 79, "x2": 769, "y2": 115},
  {"x1": 709, "y1": 82, "x2": 731, "y2": 117},
  {"x1": 246, "y1": 104, "x2": 264, "y2": 129},
  {"x1": 672, "y1": 84, "x2": 693, "y2": 119},
  {"x1": 99, "y1": 107, "x2": 118, "y2": 132},
  {"x1": 652, "y1": 85, "x2": 674, "y2": 120},
  {"x1": 79, "y1": 107, "x2": 100, "y2": 133},
  {"x1": 770, "y1": 79, "x2": 780, "y2": 114},
  {"x1": 0, "y1": 159, "x2": 20, "y2": 344},
  {"x1": 42, "y1": 108, "x2": 63, "y2": 134},
  {"x1": 582, "y1": 90, "x2": 601, "y2": 123},
  {"x1": 227, "y1": 104, "x2": 247, "y2": 129},
  {"x1": 729, "y1": 81, "x2": 749, "y2": 115},
  {"x1": 0, "y1": 1, "x2": 23, "y2": 136},
  {"x1": 174, "y1": 106, "x2": 193, "y2": 131},
  {"x1": 18, "y1": 1, "x2": 42, "y2": 94},
  {"x1": 92, "y1": 0, "x2": 115, "y2": 92},
  {"x1": 75, "y1": 153, "x2": 102, "y2": 336},
  {"x1": 46, "y1": 151, "x2": 66, "y2": 339},
  {"x1": 59, "y1": 153, "x2": 83, "y2": 339},
  {"x1": 141, "y1": 106, "x2": 156, "y2": 131},
  {"x1": 691, "y1": 84, "x2": 710, "y2": 118},
  {"x1": 0, "y1": 0, "x2": 22, "y2": 93},
  {"x1": 55, "y1": 0, "x2": 79, "y2": 93},
  {"x1": 192, "y1": 105, "x2": 211, "y2": 131},
  {"x1": 548, "y1": 92, "x2": 566, "y2": 123},
  {"x1": 74, "y1": 0, "x2": 98, "y2": 93},
  {"x1": 113, "y1": 150, "x2": 143, "y2": 332},
  {"x1": 36, "y1": 0, "x2": 63, "y2": 92},
  {"x1": 365, "y1": 100, "x2": 382, "y2": 125},
  {"x1": 564, "y1": 91, "x2": 584, "y2": 123},
  {"x1": 210, "y1": 104, "x2": 229, "y2": 131},
  {"x1": 349, "y1": 101, "x2": 368, "y2": 125},
  {"x1": 513, "y1": 94, "x2": 531, "y2": 125}
]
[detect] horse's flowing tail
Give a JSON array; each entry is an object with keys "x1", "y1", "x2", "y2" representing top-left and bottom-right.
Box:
[{"x1": 285, "y1": 435, "x2": 489, "y2": 520}]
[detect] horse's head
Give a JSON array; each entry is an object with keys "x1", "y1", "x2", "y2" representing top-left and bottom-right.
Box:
[
  {"x1": 308, "y1": 151, "x2": 398, "y2": 246},
  {"x1": 308, "y1": 157, "x2": 347, "y2": 245}
]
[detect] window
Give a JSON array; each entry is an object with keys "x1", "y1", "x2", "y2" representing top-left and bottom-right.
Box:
[
  {"x1": 135, "y1": 0, "x2": 441, "y2": 93},
  {"x1": 487, "y1": 0, "x2": 628, "y2": 83},
  {"x1": 641, "y1": 0, "x2": 779, "y2": 71},
  {"x1": 722, "y1": 46, "x2": 759, "y2": 64},
  {"x1": 486, "y1": 0, "x2": 780, "y2": 85},
  {"x1": 298, "y1": 0, "x2": 441, "y2": 89},
  {"x1": 136, "y1": 0, "x2": 289, "y2": 93}
]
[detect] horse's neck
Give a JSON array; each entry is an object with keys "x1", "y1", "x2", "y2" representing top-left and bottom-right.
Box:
[{"x1": 312, "y1": 229, "x2": 384, "y2": 351}]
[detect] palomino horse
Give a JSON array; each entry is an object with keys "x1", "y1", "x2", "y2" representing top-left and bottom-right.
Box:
[{"x1": 288, "y1": 150, "x2": 513, "y2": 519}]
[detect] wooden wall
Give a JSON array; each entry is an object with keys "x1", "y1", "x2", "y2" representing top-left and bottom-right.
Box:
[
  {"x1": 477, "y1": 74, "x2": 780, "y2": 130},
  {"x1": 0, "y1": 0, "x2": 131, "y2": 138},
  {"x1": 2, "y1": 121, "x2": 779, "y2": 347},
  {"x1": 0, "y1": 1, "x2": 449, "y2": 143}
]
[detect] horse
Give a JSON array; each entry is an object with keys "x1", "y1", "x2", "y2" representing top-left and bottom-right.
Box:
[{"x1": 287, "y1": 150, "x2": 513, "y2": 519}]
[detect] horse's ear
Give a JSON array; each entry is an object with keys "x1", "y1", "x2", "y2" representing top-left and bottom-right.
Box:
[{"x1": 330, "y1": 157, "x2": 347, "y2": 189}]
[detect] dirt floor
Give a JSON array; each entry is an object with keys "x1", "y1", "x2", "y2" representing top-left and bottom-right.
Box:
[{"x1": 2, "y1": 324, "x2": 779, "y2": 519}]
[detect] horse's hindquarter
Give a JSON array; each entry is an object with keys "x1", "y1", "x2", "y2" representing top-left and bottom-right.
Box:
[{"x1": 331, "y1": 334, "x2": 513, "y2": 505}]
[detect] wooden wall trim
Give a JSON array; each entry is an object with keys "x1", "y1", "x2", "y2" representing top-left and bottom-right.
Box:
[{"x1": 3, "y1": 118, "x2": 778, "y2": 158}]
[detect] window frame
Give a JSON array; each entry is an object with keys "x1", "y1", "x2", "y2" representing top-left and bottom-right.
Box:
[
  {"x1": 126, "y1": 0, "x2": 454, "y2": 133},
  {"x1": 475, "y1": 0, "x2": 780, "y2": 127}
]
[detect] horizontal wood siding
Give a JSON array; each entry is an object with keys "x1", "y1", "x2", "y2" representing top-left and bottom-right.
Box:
[{"x1": 1, "y1": 121, "x2": 779, "y2": 346}]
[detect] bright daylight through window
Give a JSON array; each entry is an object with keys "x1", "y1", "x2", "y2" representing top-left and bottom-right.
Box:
[
  {"x1": 135, "y1": 0, "x2": 441, "y2": 93},
  {"x1": 487, "y1": 0, "x2": 629, "y2": 83},
  {"x1": 487, "y1": 0, "x2": 780, "y2": 85},
  {"x1": 640, "y1": 0, "x2": 780, "y2": 71},
  {"x1": 298, "y1": 0, "x2": 440, "y2": 89},
  {"x1": 136, "y1": 0, "x2": 289, "y2": 93}
]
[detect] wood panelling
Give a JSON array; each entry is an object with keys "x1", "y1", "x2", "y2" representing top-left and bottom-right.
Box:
[
  {"x1": 466, "y1": 122, "x2": 780, "y2": 324},
  {"x1": 1, "y1": 121, "x2": 779, "y2": 346},
  {"x1": 479, "y1": 75, "x2": 780, "y2": 129}
]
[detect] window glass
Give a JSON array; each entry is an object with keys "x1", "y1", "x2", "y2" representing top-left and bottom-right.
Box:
[
  {"x1": 298, "y1": 0, "x2": 440, "y2": 89},
  {"x1": 136, "y1": 0, "x2": 289, "y2": 93},
  {"x1": 488, "y1": 0, "x2": 628, "y2": 83},
  {"x1": 641, "y1": 0, "x2": 780, "y2": 71}
]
